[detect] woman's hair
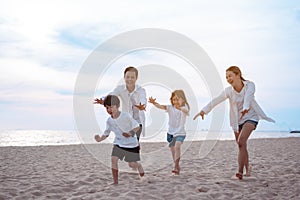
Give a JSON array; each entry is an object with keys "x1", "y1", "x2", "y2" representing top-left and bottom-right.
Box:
[
  {"x1": 226, "y1": 66, "x2": 245, "y2": 81},
  {"x1": 104, "y1": 95, "x2": 120, "y2": 107},
  {"x1": 124, "y1": 66, "x2": 138, "y2": 78},
  {"x1": 170, "y1": 89, "x2": 190, "y2": 109}
]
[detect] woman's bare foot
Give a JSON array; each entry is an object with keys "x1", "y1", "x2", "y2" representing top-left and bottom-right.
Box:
[
  {"x1": 245, "y1": 165, "x2": 252, "y2": 177},
  {"x1": 235, "y1": 172, "x2": 243, "y2": 180}
]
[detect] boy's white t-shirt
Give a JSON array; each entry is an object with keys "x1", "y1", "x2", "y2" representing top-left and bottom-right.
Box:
[
  {"x1": 166, "y1": 105, "x2": 188, "y2": 137},
  {"x1": 103, "y1": 112, "x2": 139, "y2": 148},
  {"x1": 110, "y1": 84, "x2": 147, "y2": 137}
]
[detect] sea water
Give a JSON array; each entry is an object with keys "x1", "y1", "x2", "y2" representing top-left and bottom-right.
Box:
[{"x1": 0, "y1": 130, "x2": 299, "y2": 147}]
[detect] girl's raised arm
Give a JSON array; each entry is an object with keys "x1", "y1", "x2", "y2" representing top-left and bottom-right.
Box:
[{"x1": 148, "y1": 97, "x2": 167, "y2": 110}]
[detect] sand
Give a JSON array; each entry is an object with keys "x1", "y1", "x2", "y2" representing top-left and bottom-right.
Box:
[{"x1": 1, "y1": 138, "x2": 300, "y2": 200}]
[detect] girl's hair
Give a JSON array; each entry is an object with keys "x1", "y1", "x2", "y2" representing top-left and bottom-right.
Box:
[
  {"x1": 170, "y1": 90, "x2": 190, "y2": 109},
  {"x1": 104, "y1": 95, "x2": 120, "y2": 107},
  {"x1": 226, "y1": 66, "x2": 245, "y2": 81},
  {"x1": 124, "y1": 66, "x2": 138, "y2": 78}
]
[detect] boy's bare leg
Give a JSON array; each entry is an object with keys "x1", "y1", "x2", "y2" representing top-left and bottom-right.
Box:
[
  {"x1": 111, "y1": 156, "x2": 119, "y2": 185},
  {"x1": 129, "y1": 162, "x2": 144, "y2": 177},
  {"x1": 137, "y1": 162, "x2": 144, "y2": 177}
]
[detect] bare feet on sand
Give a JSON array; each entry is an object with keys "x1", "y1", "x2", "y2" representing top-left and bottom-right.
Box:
[
  {"x1": 245, "y1": 165, "x2": 252, "y2": 177},
  {"x1": 235, "y1": 172, "x2": 243, "y2": 180}
]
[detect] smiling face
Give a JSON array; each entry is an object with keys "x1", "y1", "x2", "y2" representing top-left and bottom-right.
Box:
[
  {"x1": 226, "y1": 70, "x2": 240, "y2": 86},
  {"x1": 103, "y1": 95, "x2": 120, "y2": 118},
  {"x1": 171, "y1": 94, "x2": 183, "y2": 107},
  {"x1": 124, "y1": 71, "x2": 137, "y2": 88},
  {"x1": 105, "y1": 105, "x2": 119, "y2": 117}
]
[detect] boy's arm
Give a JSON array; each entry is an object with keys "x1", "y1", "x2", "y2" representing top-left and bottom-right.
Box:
[
  {"x1": 94, "y1": 134, "x2": 108, "y2": 142},
  {"x1": 122, "y1": 113, "x2": 142, "y2": 138},
  {"x1": 122, "y1": 126, "x2": 141, "y2": 138},
  {"x1": 95, "y1": 120, "x2": 111, "y2": 141},
  {"x1": 148, "y1": 97, "x2": 167, "y2": 110}
]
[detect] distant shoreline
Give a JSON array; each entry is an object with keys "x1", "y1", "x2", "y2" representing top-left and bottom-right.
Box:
[{"x1": 1, "y1": 130, "x2": 300, "y2": 147}]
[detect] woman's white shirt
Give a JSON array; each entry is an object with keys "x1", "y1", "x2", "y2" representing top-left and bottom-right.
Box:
[{"x1": 201, "y1": 81, "x2": 275, "y2": 132}]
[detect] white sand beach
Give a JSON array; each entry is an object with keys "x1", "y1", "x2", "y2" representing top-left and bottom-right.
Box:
[{"x1": 1, "y1": 137, "x2": 300, "y2": 200}]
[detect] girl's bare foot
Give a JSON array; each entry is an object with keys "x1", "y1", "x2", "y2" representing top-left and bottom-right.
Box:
[{"x1": 172, "y1": 167, "x2": 180, "y2": 175}]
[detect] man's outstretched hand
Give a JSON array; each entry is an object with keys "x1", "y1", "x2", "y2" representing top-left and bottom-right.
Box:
[
  {"x1": 135, "y1": 102, "x2": 146, "y2": 111},
  {"x1": 94, "y1": 98, "x2": 104, "y2": 105}
]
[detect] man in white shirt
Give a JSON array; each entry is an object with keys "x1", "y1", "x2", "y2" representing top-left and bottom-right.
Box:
[{"x1": 94, "y1": 66, "x2": 147, "y2": 140}]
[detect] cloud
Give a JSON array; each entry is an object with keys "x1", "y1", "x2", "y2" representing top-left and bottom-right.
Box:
[
  {"x1": 0, "y1": 0, "x2": 300, "y2": 130},
  {"x1": 0, "y1": 59, "x2": 75, "y2": 90}
]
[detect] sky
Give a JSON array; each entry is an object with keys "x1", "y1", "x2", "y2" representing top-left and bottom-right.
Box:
[{"x1": 0, "y1": 0, "x2": 300, "y2": 132}]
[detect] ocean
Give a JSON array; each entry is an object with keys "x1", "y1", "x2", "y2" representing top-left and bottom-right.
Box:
[{"x1": 0, "y1": 130, "x2": 299, "y2": 147}]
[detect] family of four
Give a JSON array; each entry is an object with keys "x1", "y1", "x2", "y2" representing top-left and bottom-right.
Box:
[{"x1": 94, "y1": 66, "x2": 275, "y2": 185}]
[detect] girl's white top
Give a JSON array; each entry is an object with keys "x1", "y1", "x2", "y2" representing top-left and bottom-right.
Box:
[
  {"x1": 103, "y1": 112, "x2": 139, "y2": 148},
  {"x1": 166, "y1": 105, "x2": 189, "y2": 136},
  {"x1": 110, "y1": 84, "x2": 146, "y2": 136},
  {"x1": 201, "y1": 81, "x2": 275, "y2": 132}
]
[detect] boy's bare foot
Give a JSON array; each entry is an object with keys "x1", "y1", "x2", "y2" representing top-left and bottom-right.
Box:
[{"x1": 140, "y1": 175, "x2": 151, "y2": 183}]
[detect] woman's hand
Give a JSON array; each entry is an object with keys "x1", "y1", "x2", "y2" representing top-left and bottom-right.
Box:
[
  {"x1": 240, "y1": 109, "x2": 250, "y2": 119},
  {"x1": 193, "y1": 111, "x2": 205, "y2": 120}
]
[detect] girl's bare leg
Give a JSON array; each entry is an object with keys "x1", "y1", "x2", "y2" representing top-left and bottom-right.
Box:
[
  {"x1": 170, "y1": 146, "x2": 175, "y2": 162},
  {"x1": 173, "y1": 141, "x2": 182, "y2": 174}
]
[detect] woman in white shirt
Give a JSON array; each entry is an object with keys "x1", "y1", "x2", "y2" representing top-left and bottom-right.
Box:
[
  {"x1": 193, "y1": 66, "x2": 275, "y2": 180},
  {"x1": 149, "y1": 90, "x2": 190, "y2": 175}
]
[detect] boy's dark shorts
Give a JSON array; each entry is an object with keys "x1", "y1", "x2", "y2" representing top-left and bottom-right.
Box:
[
  {"x1": 112, "y1": 145, "x2": 140, "y2": 162},
  {"x1": 239, "y1": 120, "x2": 258, "y2": 132}
]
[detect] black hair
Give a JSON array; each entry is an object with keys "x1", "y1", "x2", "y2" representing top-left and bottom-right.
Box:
[{"x1": 103, "y1": 95, "x2": 120, "y2": 107}]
